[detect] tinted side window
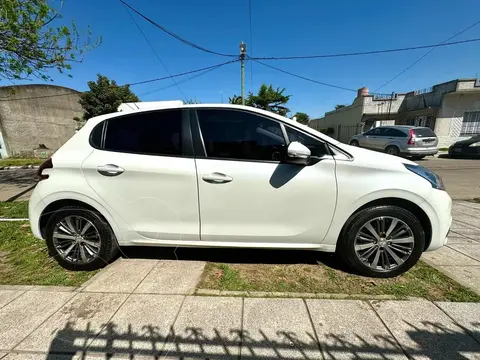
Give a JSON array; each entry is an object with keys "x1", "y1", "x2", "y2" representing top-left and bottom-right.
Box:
[
  {"x1": 384, "y1": 128, "x2": 407, "y2": 137},
  {"x1": 286, "y1": 127, "x2": 327, "y2": 157},
  {"x1": 104, "y1": 110, "x2": 182, "y2": 156},
  {"x1": 90, "y1": 122, "x2": 104, "y2": 148},
  {"x1": 197, "y1": 109, "x2": 285, "y2": 161}
]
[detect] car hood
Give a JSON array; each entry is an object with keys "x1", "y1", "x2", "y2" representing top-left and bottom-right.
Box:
[
  {"x1": 453, "y1": 137, "x2": 480, "y2": 146},
  {"x1": 337, "y1": 143, "x2": 416, "y2": 169}
]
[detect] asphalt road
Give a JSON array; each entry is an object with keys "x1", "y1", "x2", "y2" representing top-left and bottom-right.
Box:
[{"x1": 421, "y1": 156, "x2": 480, "y2": 200}]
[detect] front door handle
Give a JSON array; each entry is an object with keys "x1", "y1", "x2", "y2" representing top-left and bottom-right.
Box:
[
  {"x1": 202, "y1": 172, "x2": 233, "y2": 184},
  {"x1": 97, "y1": 164, "x2": 125, "y2": 177}
]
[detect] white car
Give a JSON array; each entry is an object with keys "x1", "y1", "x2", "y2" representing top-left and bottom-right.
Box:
[{"x1": 29, "y1": 104, "x2": 452, "y2": 278}]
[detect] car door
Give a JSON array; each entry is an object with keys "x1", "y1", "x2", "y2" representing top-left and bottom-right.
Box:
[
  {"x1": 82, "y1": 109, "x2": 200, "y2": 241},
  {"x1": 360, "y1": 128, "x2": 379, "y2": 149},
  {"x1": 192, "y1": 108, "x2": 337, "y2": 245}
]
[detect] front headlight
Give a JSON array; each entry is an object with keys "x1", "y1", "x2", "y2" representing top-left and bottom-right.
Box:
[
  {"x1": 470, "y1": 142, "x2": 480, "y2": 147},
  {"x1": 404, "y1": 164, "x2": 445, "y2": 190}
]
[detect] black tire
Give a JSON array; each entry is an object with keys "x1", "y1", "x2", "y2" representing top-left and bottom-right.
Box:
[
  {"x1": 337, "y1": 205, "x2": 425, "y2": 278},
  {"x1": 411, "y1": 155, "x2": 425, "y2": 160},
  {"x1": 385, "y1": 145, "x2": 400, "y2": 156},
  {"x1": 45, "y1": 206, "x2": 119, "y2": 271},
  {"x1": 350, "y1": 140, "x2": 359, "y2": 147}
]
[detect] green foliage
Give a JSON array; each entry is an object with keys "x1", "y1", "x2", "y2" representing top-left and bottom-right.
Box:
[
  {"x1": 79, "y1": 74, "x2": 140, "y2": 120},
  {"x1": 294, "y1": 112, "x2": 310, "y2": 125},
  {"x1": 0, "y1": 0, "x2": 101, "y2": 81},
  {"x1": 229, "y1": 84, "x2": 291, "y2": 116},
  {"x1": 335, "y1": 104, "x2": 347, "y2": 110}
]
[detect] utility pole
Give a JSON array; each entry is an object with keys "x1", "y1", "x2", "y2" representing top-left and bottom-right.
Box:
[{"x1": 240, "y1": 41, "x2": 247, "y2": 105}]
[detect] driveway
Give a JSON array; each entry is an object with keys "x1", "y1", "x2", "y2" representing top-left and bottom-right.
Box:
[{"x1": 421, "y1": 156, "x2": 480, "y2": 200}]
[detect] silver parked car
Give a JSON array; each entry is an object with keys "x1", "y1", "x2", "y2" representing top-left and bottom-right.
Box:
[{"x1": 349, "y1": 125, "x2": 439, "y2": 159}]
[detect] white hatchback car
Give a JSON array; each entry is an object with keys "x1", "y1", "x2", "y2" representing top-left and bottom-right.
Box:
[{"x1": 29, "y1": 104, "x2": 452, "y2": 277}]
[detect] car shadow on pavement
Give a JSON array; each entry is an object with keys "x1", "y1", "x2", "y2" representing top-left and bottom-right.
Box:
[
  {"x1": 41, "y1": 319, "x2": 480, "y2": 359},
  {"x1": 119, "y1": 246, "x2": 351, "y2": 272},
  {"x1": 0, "y1": 169, "x2": 37, "y2": 186}
]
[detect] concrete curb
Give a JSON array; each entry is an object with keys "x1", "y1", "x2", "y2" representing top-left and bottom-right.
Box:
[
  {"x1": 0, "y1": 165, "x2": 39, "y2": 170},
  {"x1": 0, "y1": 218, "x2": 29, "y2": 222},
  {"x1": 195, "y1": 288, "x2": 425, "y2": 301}
]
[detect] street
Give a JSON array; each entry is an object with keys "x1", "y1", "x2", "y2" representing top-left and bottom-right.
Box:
[{"x1": 421, "y1": 156, "x2": 480, "y2": 200}]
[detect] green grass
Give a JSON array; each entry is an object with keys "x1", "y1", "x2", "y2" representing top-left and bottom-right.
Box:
[
  {"x1": 439, "y1": 147, "x2": 449, "y2": 152},
  {"x1": 199, "y1": 261, "x2": 480, "y2": 302},
  {"x1": 0, "y1": 158, "x2": 44, "y2": 167},
  {"x1": 0, "y1": 222, "x2": 98, "y2": 286},
  {"x1": 0, "y1": 201, "x2": 29, "y2": 218}
]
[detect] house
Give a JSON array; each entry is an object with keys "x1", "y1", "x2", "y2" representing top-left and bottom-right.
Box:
[
  {"x1": 0, "y1": 84, "x2": 82, "y2": 158},
  {"x1": 309, "y1": 79, "x2": 480, "y2": 147}
]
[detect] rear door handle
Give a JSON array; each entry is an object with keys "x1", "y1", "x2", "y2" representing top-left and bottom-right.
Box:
[
  {"x1": 97, "y1": 164, "x2": 125, "y2": 177},
  {"x1": 202, "y1": 172, "x2": 233, "y2": 184}
]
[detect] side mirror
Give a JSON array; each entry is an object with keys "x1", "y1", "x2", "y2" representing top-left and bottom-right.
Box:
[{"x1": 287, "y1": 141, "x2": 311, "y2": 165}]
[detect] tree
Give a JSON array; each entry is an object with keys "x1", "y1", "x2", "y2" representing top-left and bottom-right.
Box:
[
  {"x1": 0, "y1": 0, "x2": 100, "y2": 81},
  {"x1": 335, "y1": 104, "x2": 347, "y2": 110},
  {"x1": 78, "y1": 74, "x2": 139, "y2": 121},
  {"x1": 229, "y1": 84, "x2": 291, "y2": 116},
  {"x1": 294, "y1": 112, "x2": 310, "y2": 125},
  {"x1": 184, "y1": 99, "x2": 200, "y2": 104}
]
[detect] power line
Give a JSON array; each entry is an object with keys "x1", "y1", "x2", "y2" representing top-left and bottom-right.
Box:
[
  {"x1": 250, "y1": 57, "x2": 359, "y2": 93},
  {"x1": 118, "y1": 0, "x2": 236, "y2": 57},
  {"x1": 250, "y1": 37, "x2": 480, "y2": 61},
  {"x1": 141, "y1": 60, "x2": 237, "y2": 96},
  {"x1": 128, "y1": 58, "x2": 240, "y2": 86},
  {"x1": 122, "y1": 5, "x2": 187, "y2": 99},
  {"x1": 0, "y1": 60, "x2": 240, "y2": 101},
  {"x1": 375, "y1": 19, "x2": 480, "y2": 92}
]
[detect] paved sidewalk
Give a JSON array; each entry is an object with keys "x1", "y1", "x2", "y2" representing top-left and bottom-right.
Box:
[
  {"x1": 0, "y1": 284, "x2": 479, "y2": 360},
  {"x1": 423, "y1": 200, "x2": 480, "y2": 294}
]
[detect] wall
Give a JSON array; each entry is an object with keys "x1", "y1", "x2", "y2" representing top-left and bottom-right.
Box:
[
  {"x1": 0, "y1": 85, "x2": 82, "y2": 157},
  {"x1": 435, "y1": 92, "x2": 480, "y2": 147}
]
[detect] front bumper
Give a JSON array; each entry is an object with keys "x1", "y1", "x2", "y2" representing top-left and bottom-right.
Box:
[{"x1": 423, "y1": 189, "x2": 452, "y2": 251}]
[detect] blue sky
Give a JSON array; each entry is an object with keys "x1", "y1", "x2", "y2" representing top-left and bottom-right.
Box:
[{"x1": 13, "y1": 0, "x2": 480, "y2": 118}]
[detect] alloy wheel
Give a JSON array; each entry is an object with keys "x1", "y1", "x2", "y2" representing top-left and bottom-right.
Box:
[
  {"x1": 52, "y1": 215, "x2": 101, "y2": 264},
  {"x1": 354, "y1": 216, "x2": 415, "y2": 272}
]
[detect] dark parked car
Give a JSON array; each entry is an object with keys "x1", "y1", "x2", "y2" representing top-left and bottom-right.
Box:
[{"x1": 448, "y1": 134, "x2": 480, "y2": 158}]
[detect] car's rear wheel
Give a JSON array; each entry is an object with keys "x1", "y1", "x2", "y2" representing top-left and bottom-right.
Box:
[
  {"x1": 45, "y1": 206, "x2": 118, "y2": 271},
  {"x1": 385, "y1": 145, "x2": 400, "y2": 156},
  {"x1": 411, "y1": 155, "x2": 425, "y2": 160},
  {"x1": 350, "y1": 140, "x2": 359, "y2": 147},
  {"x1": 337, "y1": 205, "x2": 425, "y2": 278}
]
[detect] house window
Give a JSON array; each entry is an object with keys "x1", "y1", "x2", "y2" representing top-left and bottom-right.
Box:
[{"x1": 461, "y1": 112, "x2": 480, "y2": 136}]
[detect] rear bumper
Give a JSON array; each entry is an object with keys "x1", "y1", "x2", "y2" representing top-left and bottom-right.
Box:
[
  {"x1": 402, "y1": 147, "x2": 439, "y2": 156},
  {"x1": 28, "y1": 185, "x2": 46, "y2": 240}
]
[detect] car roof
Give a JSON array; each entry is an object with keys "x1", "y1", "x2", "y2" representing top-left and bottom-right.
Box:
[{"x1": 84, "y1": 103, "x2": 341, "y2": 145}]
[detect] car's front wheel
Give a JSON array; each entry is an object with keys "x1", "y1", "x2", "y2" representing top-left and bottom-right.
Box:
[
  {"x1": 45, "y1": 206, "x2": 119, "y2": 271},
  {"x1": 350, "y1": 140, "x2": 359, "y2": 147},
  {"x1": 337, "y1": 205, "x2": 425, "y2": 278}
]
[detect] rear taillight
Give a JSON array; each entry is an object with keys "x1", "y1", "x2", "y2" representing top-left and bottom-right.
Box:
[
  {"x1": 37, "y1": 158, "x2": 53, "y2": 181},
  {"x1": 407, "y1": 129, "x2": 415, "y2": 145}
]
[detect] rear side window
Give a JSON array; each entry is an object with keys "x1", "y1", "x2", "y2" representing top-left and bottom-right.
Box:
[
  {"x1": 90, "y1": 122, "x2": 104, "y2": 148},
  {"x1": 286, "y1": 126, "x2": 328, "y2": 157},
  {"x1": 414, "y1": 128, "x2": 436, "y2": 138},
  {"x1": 384, "y1": 128, "x2": 407, "y2": 137},
  {"x1": 104, "y1": 110, "x2": 182, "y2": 156}
]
